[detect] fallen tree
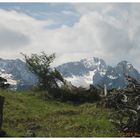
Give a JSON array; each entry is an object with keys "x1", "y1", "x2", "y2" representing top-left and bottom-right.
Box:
[{"x1": 97, "y1": 76, "x2": 140, "y2": 136}]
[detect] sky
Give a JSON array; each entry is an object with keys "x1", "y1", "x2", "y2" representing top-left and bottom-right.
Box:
[{"x1": 0, "y1": 3, "x2": 140, "y2": 70}]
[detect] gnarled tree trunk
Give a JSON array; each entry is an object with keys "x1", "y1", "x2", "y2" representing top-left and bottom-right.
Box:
[{"x1": 0, "y1": 96, "x2": 4, "y2": 131}]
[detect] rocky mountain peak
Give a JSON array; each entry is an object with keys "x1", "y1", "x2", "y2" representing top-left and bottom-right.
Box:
[
  {"x1": 80, "y1": 57, "x2": 107, "y2": 70},
  {"x1": 0, "y1": 58, "x2": 37, "y2": 90},
  {"x1": 0, "y1": 57, "x2": 139, "y2": 90},
  {"x1": 117, "y1": 60, "x2": 133, "y2": 70},
  {"x1": 57, "y1": 58, "x2": 140, "y2": 89}
]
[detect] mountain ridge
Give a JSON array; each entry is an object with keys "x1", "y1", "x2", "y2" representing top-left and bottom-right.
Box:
[
  {"x1": 57, "y1": 57, "x2": 140, "y2": 89},
  {"x1": 0, "y1": 57, "x2": 139, "y2": 89},
  {"x1": 0, "y1": 58, "x2": 37, "y2": 90}
]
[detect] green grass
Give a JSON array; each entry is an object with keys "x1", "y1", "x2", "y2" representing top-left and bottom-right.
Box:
[{"x1": 0, "y1": 90, "x2": 119, "y2": 137}]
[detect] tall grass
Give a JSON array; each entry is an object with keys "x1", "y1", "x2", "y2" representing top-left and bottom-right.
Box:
[{"x1": 0, "y1": 90, "x2": 119, "y2": 137}]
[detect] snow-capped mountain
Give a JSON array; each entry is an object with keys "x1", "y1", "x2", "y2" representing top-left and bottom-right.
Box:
[
  {"x1": 57, "y1": 57, "x2": 107, "y2": 88},
  {"x1": 0, "y1": 57, "x2": 139, "y2": 90},
  {"x1": 0, "y1": 58, "x2": 37, "y2": 90},
  {"x1": 57, "y1": 58, "x2": 140, "y2": 89},
  {"x1": 0, "y1": 69, "x2": 17, "y2": 90}
]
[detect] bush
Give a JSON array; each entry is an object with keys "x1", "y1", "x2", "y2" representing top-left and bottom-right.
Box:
[{"x1": 47, "y1": 85, "x2": 101, "y2": 103}]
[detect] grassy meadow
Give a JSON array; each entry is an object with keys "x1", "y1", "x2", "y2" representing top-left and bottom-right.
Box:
[{"x1": 0, "y1": 90, "x2": 119, "y2": 137}]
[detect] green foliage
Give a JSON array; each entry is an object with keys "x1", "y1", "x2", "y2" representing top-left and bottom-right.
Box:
[
  {"x1": 22, "y1": 52, "x2": 64, "y2": 90},
  {"x1": 47, "y1": 85, "x2": 101, "y2": 104},
  {"x1": 0, "y1": 91, "x2": 119, "y2": 137},
  {"x1": 22, "y1": 52, "x2": 101, "y2": 103}
]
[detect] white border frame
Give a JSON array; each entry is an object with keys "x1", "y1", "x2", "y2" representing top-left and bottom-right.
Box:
[
  {"x1": 0, "y1": 0, "x2": 139, "y2": 2},
  {"x1": 0, "y1": 1, "x2": 139, "y2": 139}
]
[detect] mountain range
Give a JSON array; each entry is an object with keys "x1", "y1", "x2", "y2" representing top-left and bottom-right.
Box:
[
  {"x1": 0, "y1": 58, "x2": 37, "y2": 90},
  {"x1": 0, "y1": 57, "x2": 139, "y2": 90},
  {"x1": 57, "y1": 58, "x2": 140, "y2": 89}
]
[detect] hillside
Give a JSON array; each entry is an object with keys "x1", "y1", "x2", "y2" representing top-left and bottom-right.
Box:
[{"x1": 0, "y1": 90, "x2": 119, "y2": 137}]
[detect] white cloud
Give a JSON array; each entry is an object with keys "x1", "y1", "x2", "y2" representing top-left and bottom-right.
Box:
[
  {"x1": 0, "y1": 4, "x2": 140, "y2": 71},
  {"x1": 61, "y1": 10, "x2": 76, "y2": 15},
  {"x1": 0, "y1": 9, "x2": 53, "y2": 58},
  {"x1": 0, "y1": 26, "x2": 30, "y2": 49}
]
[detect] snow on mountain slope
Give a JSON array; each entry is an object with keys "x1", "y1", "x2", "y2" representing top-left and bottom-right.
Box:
[
  {"x1": 57, "y1": 58, "x2": 140, "y2": 89},
  {"x1": 0, "y1": 69, "x2": 18, "y2": 90},
  {"x1": 0, "y1": 57, "x2": 139, "y2": 90},
  {"x1": 65, "y1": 71, "x2": 96, "y2": 88},
  {"x1": 0, "y1": 58, "x2": 37, "y2": 90}
]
